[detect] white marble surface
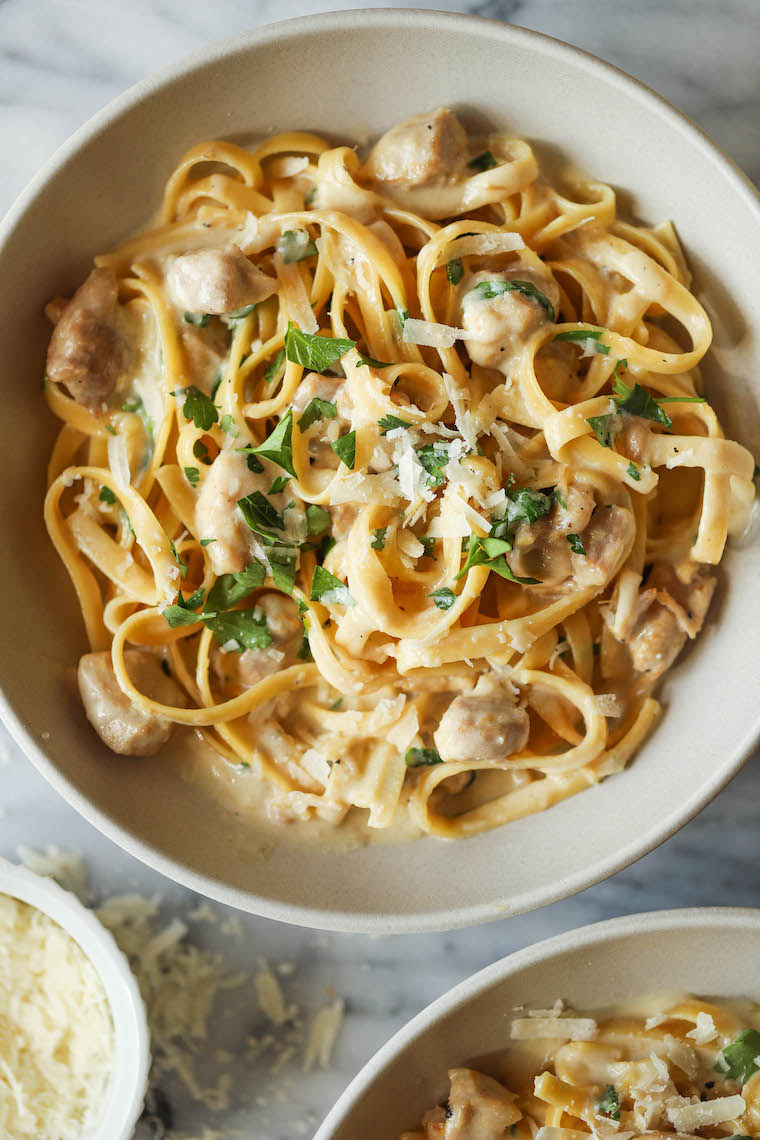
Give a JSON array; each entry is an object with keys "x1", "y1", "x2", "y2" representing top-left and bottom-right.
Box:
[{"x1": 1, "y1": 1, "x2": 759, "y2": 1137}]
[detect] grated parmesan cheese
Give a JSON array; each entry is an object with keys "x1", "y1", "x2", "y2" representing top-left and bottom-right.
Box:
[
  {"x1": 302, "y1": 1000, "x2": 345, "y2": 1072},
  {"x1": 685, "y1": 1010, "x2": 718, "y2": 1044},
  {"x1": 666, "y1": 1093, "x2": 746, "y2": 1131},
  {"x1": 0, "y1": 894, "x2": 114, "y2": 1140},
  {"x1": 511, "y1": 1017, "x2": 598, "y2": 1041},
  {"x1": 402, "y1": 317, "x2": 485, "y2": 349}
]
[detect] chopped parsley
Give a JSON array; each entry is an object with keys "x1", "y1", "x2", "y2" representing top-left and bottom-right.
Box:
[
  {"x1": 371, "y1": 527, "x2": 387, "y2": 551},
  {"x1": 463, "y1": 278, "x2": 555, "y2": 322},
  {"x1": 280, "y1": 229, "x2": 318, "y2": 263},
  {"x1": 104, "y1": 423, "x2": 117, "y2": 436},
  {"x1": 169, "y1": 540, "x2": 188, "y2": 579},
  {"x1": 554, "y1": 328, "x2": 610, "y2": 354},
  {"x1": 298, "y1": 397, "x2": 338, "y2": 431},
  {"x1": 456, "y1": 533, "x2": 539, "y2": 585},
  {"x1": 305, "y1": 503, "x2": 331, "y2": 535},
  {"x1": 267, "y1": 475, "x2": 289, "y2": 495},
  {"x1": 225, "y1": 303, "x2": 256, "y2": 320},
  {"x1": 418, "y1": 536, "x2": 437, "y2": 560},
  {"x1": 626, "y1": 461, "x2": 641, "y2": 481},
  {"x1": 268, "y1": 546, "x2": 298, "y2": 594},
  {"x1": 184, "y1": 466, "x2": 200, "y2": 486},
  {"x1": 162, "y1": 590, "x2": 207, "y2": 628},
  {"x1": 194, "y1": 562, "x2": 265, "y2": 612},
  {"x1": 468, "y1": 150, "x2": 498, "y2": 172},
  {"x1": 502, "y1": 486, "x2": 551, "y2": 529},
  {"x1": 331, "y1": 431, "x2": 356, "y2": 469},
  {"x1": 310, "y1": 565, "x2": 353, "y2": 605},
  {"x1": 200, "y1": 538, "x2": 216, "y2": 546},
  {"x1": 446, "y1": 258, "x2": 464, "y2": 285},
  {"x1": 416, "y1": 443, "x2": 450, "y2": 488},
  {"x1": 612, "y1": 376, "x2": 672, "y2": 428},
  {"x1": 237, "y1": 491, "x2": 285, "y2": 545},
  {"x1": 567, "y1": 532, "x2": 586, "y2": 556},
  {"x1": 586, "y1": 412, "x2": 621, "y2": 449},
  {"x1": 98, "y1": 486, "x2": 116, "y2": 505},
  {"x1": 358, "y1": 354, "x2": 393, "y2": 368},
  {"x1": 183, "y1": 311, "x2": 210, "y2": 327},
  {"x1": 250, "y1": 409, "x2": 296, "y2": 476},
  {"x1": 264, "y1": 349, "x2": 286, "y2": 385},
  {"x1": 551, "y1": 486, "x2": 567, "y2": 510},
  {"x1": 220, "y1": 413, "x2": 238, "y2": 437},
  {"x1": 122, "y1": 397, "x2": 143, "y2": 412},
  {"x1": 284, "y1": 322, "x2": 356, "y2": 373},
  {"x1": 379, "y1": 414, "x2": 413, "y2": 434},
  {"x1": 176, "y1": 385, "x2": 218, "y2": 431},
  {"x1": 202, "y1": 608, "x2": 272, "y2": 652},
  {"x1": 405, "y1": 747, "x2": 443, "y2": 767},
  {"x1": 429, "y1": 587, "x2": 456, "y2": 610},
  {"x1": 715, "y1": 1028, "x2": 760, "y2": 1083},
  {"x1": 596, "y1": 1086, "x2": 620, "y2": 1121},
  {"x1": 193, "y1": 439, "x2": 210, "y2": 462}
]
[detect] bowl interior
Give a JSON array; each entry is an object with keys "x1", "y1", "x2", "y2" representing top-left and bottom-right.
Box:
[
  {"x1": 316, "y1": 909, "x2": 760, "y2": 1139},
  {"x1": 1, "y1": 11, "x2": 759, "y2": 931}
]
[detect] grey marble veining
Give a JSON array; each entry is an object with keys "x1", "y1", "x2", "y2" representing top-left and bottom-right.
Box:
[{"x1": 0, "y1": 1, "x2": 759, "y2": 1137}]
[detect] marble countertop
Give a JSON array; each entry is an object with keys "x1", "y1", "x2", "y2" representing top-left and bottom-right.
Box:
[{"x1": 1, "y1": 1, "x2": 759, "y2": 1137}]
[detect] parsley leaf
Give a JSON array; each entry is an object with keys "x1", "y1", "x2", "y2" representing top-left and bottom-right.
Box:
[
  {"x1": 331, "y1": 431, "x2": 356, "y2": 469},
  {"x1": 358, "y1": 354, "x2": 393, "y2": 368},
  {"x1": 281, "y1": 229, "x2": 318, "y2": 263},
  {"x1": 305, "y1": 503, "x2": 331, "y2": 535},
  {"x1": 264, "y1": 349, "x2": 285, "y2": 385},
  {"x1": 371, "y1": 527, "x2": 387, "y2": 551},
  {"x1": 468, "y1": 150, "x2": 498, "y2": 172},
  {"x1": 177, "y1": 385, "x2": 218, "y2": 431},
  {"x1": 379, "y1": 414, "x2": 413, "y2": 434},
  {"x1": 122, "y1": 397, "x2": 143, "y2": 412},
  {"x1": 183, "y1": 311, "x2": 210, "y2": 327},
  {"x1": 268, "y1": 546, "x2": 298, "y2": 594},
  {"x1": 184, "y1": 466, "x2": 200, "y2": 486},
  {"x1": 597, "y1": 1086, "x2": 620, "y2": 1121},
  {"x1": 416, "y1": 444, "x2": 450, "y2": 488},
  {"x1": 162, "y1": 588, "x2": 207, "y2": 628},
  {"x1": 429, "y1": 586, "x2": 456, "y2": 610},
  {"x1": 554, "y1": 328, "x2": 603, "y2": 343},
  {"x1": 504, "y1": 487, "x2": 552, "y2": 528},
  {"x1": 613, "y1": 377, "x2": 672, "y2": 428},
  {"x1": 405, "y1": 747, "x2": 443, "y2": 767},
  {"x1": 193, "y1": 439, "x2": 209, "y2": 462},
  {"x1": 464, "y1": 279, "x2": 555, "y2": 322},
  {"x1": 715, "y1": 1029, "x2": 760, "y2": 1083},
  {"x1": 104, "y1": 423, "x2": 117, "y2": 435},
  {"x1": 627, "y1": 460, "x2": 641, "y2": 481},
  {"x1": 456, "y1": 534, "x2": 540, "y2": 584},
  {"x1": 551, "y1": 486, "x2": 567, "y2": 510},
  {"x1": 418, "y1": 536, "x2": 437, "y2": 560},
  {"x1": 220, "y1": 413, "x2": 238, "y2": 437},
  {"x1": 202, "y1": 608, "x2": 272, "y2": 653},
  {"x1": 284, "y1": 322, "x2": 356, "y2": 373},
  {"x1": 250, "y1": 410, "x2": 296, "y2": 476},
  {"x1": 268, "y1": 475, "x2": 289, "y2": 494},
  {"x1": 310, "y1": 565, "x2": 353, "y2": 605},
  {"x1": 298, "y1": 398, "x2": 338, "y2": 431},
  {"x1": 586, "y1": 413, "x2": 621, "y2": 449},
  {"x1": 237, "y1": 491, "x2": 285, "y2": 545},
  {"x1": 200, "y1": 538, "x2": 216, "y2": 546},
  {"x1": 99, "y1": 486, "x2": 116, "y2": 505},
  {"x1": 170, "y1": 540, "x2": 188, "y2": 579},
  {"x1": 446, "y1": 258, "x2": 464, "y2": 285},
  {"x1": 567, "y1": 533, "x2": 586, "y2": 555},
  {"x1": 206, "y1": 561, "x2": 267, "y2": 611}
]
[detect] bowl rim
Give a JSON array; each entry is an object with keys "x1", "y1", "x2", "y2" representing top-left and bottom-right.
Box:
[
  {"x1": 313, "y1": 905, "x2": 760, "y2": 1139},
  {"x1": 0, "y1": 858, "x2": 150, "y2": 1140},
  {"x1": 1, "y1": 8, "x2": 760, "y2": 933}
]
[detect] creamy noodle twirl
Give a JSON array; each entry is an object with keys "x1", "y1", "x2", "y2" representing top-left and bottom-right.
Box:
[
  {"x1": 43, "y1": 108, "x2": 755, "y2": 841},
  {"x1": 406, "y1": 995, "x2": 760, "y2": 1138}
]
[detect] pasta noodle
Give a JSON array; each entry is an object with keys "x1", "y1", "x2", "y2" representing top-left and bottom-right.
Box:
[
  {"x1": 405, "y1": 993, "x2": 760, "y2": 1138},
  {"x1": 42, "y1": 107, "x2": 756, "y2": 842}
]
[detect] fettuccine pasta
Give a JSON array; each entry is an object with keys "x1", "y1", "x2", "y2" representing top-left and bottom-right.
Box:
[
  {"x1": 42, "y1": 107, "x2": 756, "y2": 842},
  {"x1": 405, "y1": 993, "x2": 760, "y2": 1138}
]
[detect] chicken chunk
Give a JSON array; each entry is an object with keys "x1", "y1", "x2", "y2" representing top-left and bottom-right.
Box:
[
  {"x1": 434, "y1": 690, "x2": 529, "y2": 763},
  {"x1": 78, "y1": 649, "x2": 184, "y2": 756},
  {"x1": 45, "y1": 267, "x2": 124, "y2": 412},
  {"x1": 195, "y1": 451, "x2": 266, "y2": 576},
  {"x1": 461, "y1": 268, "x2": 560, "y2": 372},
  {"x1": 508, "y1": 500, "x2": 634, "y2": 592},
  {"x1": 167, "y1": 247, "x2": 277, "y2": 315},
  {"x1": 363, "y1": 107, "x2": 468, "y2": 188},
  {"x1": 570, "y1": 505, "x2": 635, "y2": 588},
  {"x1": 212, "y1": 593, "x2": 303, "y2": 692},
  {"x1": 179, "y1": 321, "x2": 230, "y2": 393},
  {"x1": 444, "y1": 1069, "x2": 521, "y2": 1139},
  {"x1": 625, "y1": 564, "x2": 716, "y2": 679}
]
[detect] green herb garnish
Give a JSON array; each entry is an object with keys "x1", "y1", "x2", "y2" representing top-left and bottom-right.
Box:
[
  {"x1": 183, "y1": 311, "x2": 210, "y2": 327},
  {"x1": 184, "y1": 466, "x2": 200, "y2": 486},
  {"x1": 264, "y1": 349, "x2": 286, "y2": 385},
  {"x1": 405, "y1": 747, "x2": 443, "y2": 767},
  {"x1": 463, "y1": 278, "x2": 555, "y2": 322},
  {"x1": 237, "y1": 491, "x2": 285, "y2": 545},
  {"x1": 305, "y1": 504, "x2": 331, "y2": 535},
  {"x1": 456, "y1": 533, "x2": 539, "y2": 585},
  {"x1": 284, "y1": 322, "x2": 356, "y2": 373},
  {"x1": 586, "y1": 413, "x2": 620, "y2": 449},
  {"x1": 268, "y1": 475, "x2": 289, "y2": 495},
  {"x1": 298, "y1": 398, "x2": 338, "y2": 431},
  {"x1": 597, "y1": 1086, "x2": 620, "y2": 1121},
  {"x1": 281, "y1": 229, "x2": 318, "y2": 263},
  {"x1": 220, "y1": 413, "x2": 238, "y2": 437},
  {"x1": 567, "y1": 533, "x2": 586, "y2": 556},
  {"x1": 626, "y1": 461, "x2": 641, "y2": 481},
  {"x1": 715, "y1": 1028, "x2": 760, "y2": 1083},
  {"x1": 446, "y1": 258, "x2": 464, "y2": 285},
  {"x1": 468, "y1": 150, "x2": 498, "y2": 172},
  {"x1": 379, "y1": 414, "x2": 413, "y2": 435},
  {"x1": 98, "y1": 486, "x2": 116, "y2": 505},
  {"x1": 429, "y1": 587, "x2": 457, "y2": 610},
  {"x1": 331, "y1": 431, "x2": 356, "y2": 469},
  {"x1": 176, "y1": 385, "x2": 218, "y2": 431},
  {"x1": 250, "y1": 409, "x2": 296, "y2": 477},
  {"x1": 310, "y1": 565, "x2": 353, "y2": 605},
  {"x1": 371, "y1": 527, "x2": 387, "y2": 551}
]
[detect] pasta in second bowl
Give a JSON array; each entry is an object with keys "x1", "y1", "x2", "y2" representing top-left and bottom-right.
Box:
[{"x1": 1, "y1": 11, "x2": 760, "y2": 929}]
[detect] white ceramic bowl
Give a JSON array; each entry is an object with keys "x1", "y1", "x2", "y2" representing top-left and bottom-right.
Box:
[
  {"x1": 315, "y1": 907, "x2": 760, "y2": 1139},
  {"x1": 0, "y1": 858, "x2": 150, "y2": 1140},
  {"x1": 0, "y1": 11, "x2": 759, "y2": 933}
]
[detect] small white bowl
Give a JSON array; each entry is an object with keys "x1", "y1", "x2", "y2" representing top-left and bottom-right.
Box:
[
  {"x1": 0, "y1": 858, "x2": 150, "y2": 1140},
  {"x1": 0, "y1": 11, "x2": 759, "y2": 932},
  {"x1": 315, "y1": 907, "x2": 760, "y2": 1140}
]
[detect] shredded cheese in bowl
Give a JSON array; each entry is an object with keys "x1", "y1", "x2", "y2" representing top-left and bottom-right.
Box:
[{"x1": 0, "y1": 893, "x2": 114, "y2": 1139}]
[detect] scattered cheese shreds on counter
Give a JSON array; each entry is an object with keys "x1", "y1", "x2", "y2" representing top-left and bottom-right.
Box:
[
  {"x1": 16, "y1": 847, "x2": 344, "y2": 1139},
  {"x1": 0, "y1": 894, "x2": 114, "y2": 1140}
]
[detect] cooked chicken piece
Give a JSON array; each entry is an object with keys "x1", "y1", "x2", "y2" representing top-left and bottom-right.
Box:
[
  {"x1": 434, "y1": 686, "x2": 529, "y2": 763},
  {"x1": 570, "y1": 505, "x2": 635, "y2": 588},
  {"x1": 444, "y1": 1069, "x2": 521, "y2": 1139},
  {"x1": 78, "y1": 649, "x2": 184, "y2": 756},
  {"x1": 292, "y1": 371, "x2": 353, "y2": 469},
  {"x1": 625, "y1": 564, "x2": 716, "y2": 678},
  {"x1": 211, "y1": 593, "x2": 303, "y2": 692},
  {"x1": 179, "y1": 321, "x2": 229, "y2": 393},
  {"x1": 167, "y1": 247, "x2": 277, "y2": 315},
  {"x1": 461, "y1": 267, "x2": 560, "y2": 372},
  {"x1": 364, "y1": 108, "x2": 469, "y2": 188},
  {"x1": 195, "y1": 451, "x2": 266, "y2": 575},
  {"x1": 554, "y1": 483, "x2": 595, "y2": 535},
  {"x1": 422, "y1": 1105, "x2": 446, "y2": 1140},
  {"x1": 45, "y1": 267, "x2": 124, "y2": 412},
  {"x1": 508, "y1": 514, "x2": 573, "y2": 588}
]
